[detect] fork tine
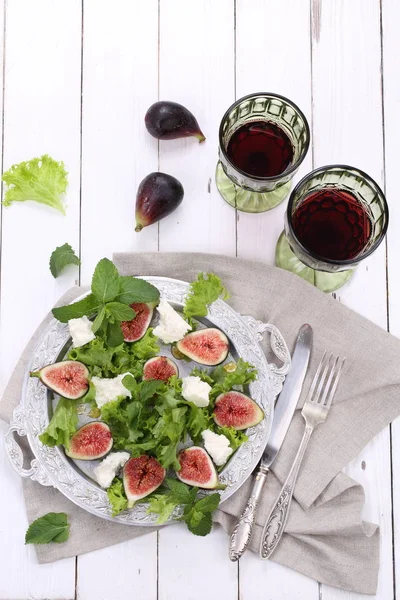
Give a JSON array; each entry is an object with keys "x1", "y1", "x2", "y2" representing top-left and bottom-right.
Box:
[
  {"x1": 320, "y1": 355, "x2": 339, "y2": 406},
  {"x1": 303, "y1": 351, "x2": 327, "y2": 404},
  {"x1": 325, "y1": 358, "x2": 345, "y2": 410},
  {"x1": 313, "y1": 353, "x2": 333, "y2": 404}
]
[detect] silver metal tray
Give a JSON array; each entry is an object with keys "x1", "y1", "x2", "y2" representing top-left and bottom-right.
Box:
[{"x1": 5, "y1": 277, "x2": 291, "y2": 526}]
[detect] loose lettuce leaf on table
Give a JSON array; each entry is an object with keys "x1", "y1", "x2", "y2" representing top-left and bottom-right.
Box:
[{"x1": 2, "y1": 155, "x2": 68, "y2": 214}]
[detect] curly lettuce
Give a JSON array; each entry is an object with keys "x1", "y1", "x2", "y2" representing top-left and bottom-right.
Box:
[
  {"x1": 39, "y1": 398, "x2": 78, "y2": 449},
  {"x1": 2, "y1": 154, "x2": 68, "y2": 214},
  {"x1": 107, "y1": 478, "x2": 128, "y2": 516},
  {"x1": 183, "y1": 273, "x2": 229, "y2": 324}
]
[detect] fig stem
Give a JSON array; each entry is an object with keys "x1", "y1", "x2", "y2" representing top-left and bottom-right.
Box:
[
  {"x1": 215, "y1": 483, "x2": 227, "y2": 490},
  {"x1": 196, "y1": 132, "x2": 206, "y2": 143},
  {"x1": 135, "y1": 223, "x2": 143, "y2": 232},
  {"x1": 30, "y1": 371, "x2": 40, "y2": 378}
]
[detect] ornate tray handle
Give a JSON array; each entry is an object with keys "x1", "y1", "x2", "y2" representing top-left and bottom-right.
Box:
[
  {"x1": 241, "y1": 316, "x2": 291, "y2": 376},
  {"x1": 4, "y1": 405, "x2": 53, "y2": 487}
]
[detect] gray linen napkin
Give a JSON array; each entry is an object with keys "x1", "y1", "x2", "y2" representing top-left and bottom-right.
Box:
[{"x1": 3, "y1": 253, "x2": 400, "y2": 595}]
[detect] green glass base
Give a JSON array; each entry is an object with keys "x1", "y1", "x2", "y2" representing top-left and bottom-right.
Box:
[
  {"x1": 215, "y1": 162, "x2": 292, "y2": 213},
  {"x1": 275, "y1": 231, "x2": 354, "y2": 293}
]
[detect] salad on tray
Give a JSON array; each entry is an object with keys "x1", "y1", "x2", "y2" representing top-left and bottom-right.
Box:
[{"x1": 31, "y1": 258, "x2": 264, "y2": 536}]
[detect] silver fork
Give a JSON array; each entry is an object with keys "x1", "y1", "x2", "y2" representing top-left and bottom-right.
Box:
[{"x1": 259, "y1": 352, "x2": 345, "y2": 560}]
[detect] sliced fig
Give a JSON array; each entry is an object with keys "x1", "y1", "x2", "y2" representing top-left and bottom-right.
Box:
[
  {"x1": 65, "y1": 422, "x2": 113, "y2": 460},
  {"x1": 123, "y1": 455, "x2": 166, "y2": 507},
  {"x1": 121, "y1": 302, "x2": 154, "y2": 342},
  {"x1": 213, "y1": 391, "x2": 264, "y2": 430},
  {"x1": 176, "y1": 328, "x2": 229, "y2": 366},
  {"x1": 145, "y1": 101, "x2": 206, "y2": 142},
  {"x1": 176, "y1": 446, "x2": 218, "y2": 489},
  {"x1": 135, "y1": 172, "x2": 184, "y2": 232},
  {"x1": 143, "y1": 356, "x2": 178, "y2": 381},
  {"x1": 31, "y1": 360, "x2": 89, "y2": 400}
]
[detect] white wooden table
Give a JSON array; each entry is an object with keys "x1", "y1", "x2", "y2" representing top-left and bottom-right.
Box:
[{"x1": 0, "y1": 1, "x2": 398, "y2": 598}]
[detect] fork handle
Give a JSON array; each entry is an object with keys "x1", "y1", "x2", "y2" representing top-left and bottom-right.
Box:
[
  {"x1": 229, "y1": 467, "x2": 269, "y2": 561},
  {"x1": 260, "y1": 425, "x2": 313, "y2": 560}
]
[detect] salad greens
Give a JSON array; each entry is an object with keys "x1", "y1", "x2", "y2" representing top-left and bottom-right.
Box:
[
  {"x1": 50, "y1": 243, "x2": 80, "y2": 278},
  {"x1": 146, "y1": 478, "x2": 221, "y2": 536},
  {"x1": 40, "y1": 261, "x2": 259, "y2": 536},
  {"x1": 2, "y1": 155, "x2": 68, "y2": 215},
  {"x1": 25, "y1": 512, "x2": 70, "y2": 545}
]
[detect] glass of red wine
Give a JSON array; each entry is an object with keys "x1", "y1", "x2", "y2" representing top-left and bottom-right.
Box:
[
  {"x1": 276, "y1": 165, "x2": 389, "y2": 292},
  {"x1": 216, "y1": 92, "x2": 310, "y2": 212}
]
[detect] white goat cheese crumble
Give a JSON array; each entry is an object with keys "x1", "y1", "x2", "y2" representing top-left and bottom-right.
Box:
[
  {"x1": 152, "y1": 299, "x2": 191, "y2": 344},
  {"x1": 201, "y1": 429, "x2": 233, "y2": 466},
  {"x1": 93, "y1": 452, "x2": 130, "y2": 489},
  {"x1": 68, "y1": 316, "x2": 96, "y2": 348},
  {"x1": 181, "y1": 376, "x2": 211, "y2": 407}
]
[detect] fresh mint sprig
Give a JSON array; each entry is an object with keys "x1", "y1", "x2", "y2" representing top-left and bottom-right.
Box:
[{"x1": 52, "y1": 258, "x2": 160, "y2": 347}]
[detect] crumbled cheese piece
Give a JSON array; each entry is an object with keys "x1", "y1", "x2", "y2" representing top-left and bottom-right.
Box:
[
  {"x1": 201, "y1": 429, "x2": 233, "y2": 466},
  {"x1": 152, "y1": 299, "x2": 191, "y2": 344},
  {"x1": 92, "y1": 373, "x2": 132, "y2": 408},
  {"x1": 68, "y1": 316, "x2": 96, "y2": 348},
  {"x1": 182, "y1": 376, "x2": 211, "y2": 407},
  {"x1": 93, "y1": 452, "x2": 130, "y2": 489}
]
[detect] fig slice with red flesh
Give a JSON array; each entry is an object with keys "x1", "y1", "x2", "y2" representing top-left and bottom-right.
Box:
[
  {"x1": 176, "y1": 446, "x2": 219, "y2": 489},
  {"x1": 30, "y1": 360, "x2": 89, "y2": 400},
  {"x1": 143, "y1": 356, "x2": 178, "y2": 381},
  {"x1": 65, "y1": 422, "x2": 113, "y2": 460},
  {"x1": 123, "y1": 455, "x2": 166, "y2": 507},
  {"x1": 121, "y1": 302, "x2": 154, "y2": 342},
  {"x1": 176, "y1": 328, "x2": 229, "y2": 366},
  {"x1": 213, "y1": 391, "x2": 264, "y2": 430}
]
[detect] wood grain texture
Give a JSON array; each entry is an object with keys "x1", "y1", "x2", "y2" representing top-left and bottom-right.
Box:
[
  {"x1": 0, "y1": 2, "x2": 79, "y2": 596},
  {"x1": 80, "y1": 0, "x2": 159, "y2": 282},
  {"x1": 311, "y1": 1, "x2": 392, "y2": 598}
]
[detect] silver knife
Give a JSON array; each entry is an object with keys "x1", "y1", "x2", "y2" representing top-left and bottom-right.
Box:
[{"x1": 229, "y1": 323, "x2": 313, "y2": 561}]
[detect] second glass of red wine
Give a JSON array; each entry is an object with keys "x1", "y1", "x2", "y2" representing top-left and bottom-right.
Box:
[
  {"x1": 216, "y1": 92, "x2": 310, "y2": 212},
  {"x1": 276, "y1": 165, "x2": 389, "y2": 292}
]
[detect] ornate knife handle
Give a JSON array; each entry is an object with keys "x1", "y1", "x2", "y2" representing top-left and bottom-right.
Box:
[
  {"x1": 260, "y1": 425, "x2": 313, "y2": 560},
  {"x1": 229, "y1": 466, "x2": 269, "y2": 561},
  {"x1": 4, "y1": 404, "x2": 52, "y2": 487}
]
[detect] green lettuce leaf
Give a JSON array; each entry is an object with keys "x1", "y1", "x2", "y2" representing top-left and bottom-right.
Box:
[
  {"x1": 183, "y1": 273, "x2": 229, "y2": 322},
  {"x1": 25, "y1": 512, "x2": 70, "y2": 544},
  {"x1": 208, "y1": 358, "x2": 258, "y2": 399},
  {"x1": 129, "y1": 329, "x2": 160, "y2": 360},
  {"x1": 39, "y1": 398, "x2": 78, "y2": 448},
  {"x1": 2, "y1": 154, "x2": 68, "y2": 214},
  {"x1": 107, "y1": 478, "x2": 128, "y2": 516},
  {"x1": 49, "y1": 243, "x2": 80, "y2": 278}
]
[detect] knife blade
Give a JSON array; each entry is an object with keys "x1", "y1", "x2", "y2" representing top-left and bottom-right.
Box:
[{"x1": 229, "y1": 323, "x2": 313, "y2": 561}]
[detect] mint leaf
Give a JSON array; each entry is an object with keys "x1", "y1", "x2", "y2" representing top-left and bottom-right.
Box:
[
  {"x1": 116, "y1": 276, "x2": 160, "y2": 304},
  {"x1": 185, "y1": 510, "x2": 213, "y2": 536},
  {"x1": 106, "y1": 302, "x2": 135, "y2": 322},
  {"x1": 92, "y1": 258, "x2": 120, "y2": 303},
  {"x1": 91, "y1": 305, "x2": 106, "y2": 333},
  {"x1": 106, "y1": 321, "x2": 124, "y2": 347},
  {"x1": 140, "y1": 380, "x2": 164, "y2": 403},
  {"x1": 49, "y1": 243, "x2": 80, "y2": 278},
  {"x1": 2, "y1": 154, "x2": 68, "y2": 215},
  {"x1": 25, "y1": 512, "x2": 70, "y2": 544},
  {"x1": 194, "y1": 493, "x2": 221, "y2": 513},
  {"x1": 165, "y1": 478, "x2": 192, "y2": 504},
  {"x1": 52, "y1": 294, "x2": 102, "y2": 323}
]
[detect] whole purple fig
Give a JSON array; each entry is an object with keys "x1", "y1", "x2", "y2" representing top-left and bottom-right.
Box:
[
  {"x1": 135, "y1": 172, "x2": 184, "y2": 232},
  {"x1": 145, "y1": 101, "x2": 206, "y2": 142}
]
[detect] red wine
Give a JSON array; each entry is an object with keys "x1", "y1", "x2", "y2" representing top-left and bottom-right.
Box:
[
  {"x1": 292, "y1": 189, "x2": 372, "y2": 261},
  {"x1": 226, "y1": 120, "x2": 294, "y2": 177}
]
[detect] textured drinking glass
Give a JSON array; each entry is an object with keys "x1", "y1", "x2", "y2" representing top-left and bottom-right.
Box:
[
  {"x1": 216, "y1": 92, "x2": 310, "y2": 212},
  {"x1": 276, "y1": 165, "x2": 389, "y2": 292}
]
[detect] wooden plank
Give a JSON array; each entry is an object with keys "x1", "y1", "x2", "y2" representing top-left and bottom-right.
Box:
[
  {"x1": 77, "y1": 534, "x2": 157, "y2": 600},
  {"x1": 79, "y1": 0, "x2": 159, "y2": 283},
  {"x1": 235, "y1": 0, "x2": 313, "y2": 266},
  {"x1": 235, "y1": 1, "x2": 317, "y2": 598},
  {"x1": 0, "y1": 0, "x2": 80, "y2": 597},
  {"x1": 310, "y1": 1, "x2": 393, "y2": 598},
  {"x1": 157, "y1": 0, "x2": 236, "y2": 256},
  {"x1": 157, "y1": 1, "x2": 237, "y2": 599},
  {"x1": 381, "y1": 0, "x2": 400, "y2": 596},
  {"x1": 76, "y1": 1, "x2": 159, "y2": 598}
]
